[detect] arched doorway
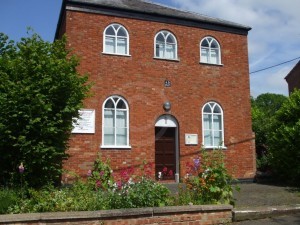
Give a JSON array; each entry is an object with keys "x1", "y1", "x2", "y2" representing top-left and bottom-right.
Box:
[{"x1": 155, "y1": 115, "x2": 179, "y2": 183}]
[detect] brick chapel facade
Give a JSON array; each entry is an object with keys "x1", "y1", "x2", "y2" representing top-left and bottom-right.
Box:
[{"x1": 56, "y1": 0, "x2": 256, "y2": 182}]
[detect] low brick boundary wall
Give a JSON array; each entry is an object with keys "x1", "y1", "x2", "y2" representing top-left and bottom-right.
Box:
[{"x1": 0, "y1": 205, "x2": 232, "y2": 225}]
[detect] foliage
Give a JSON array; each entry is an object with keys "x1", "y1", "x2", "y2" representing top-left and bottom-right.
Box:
[
  {"x1": 268, "y1": 89, "x2": 300, "y2": 185},
  {"x1": 0, "y1": 31, "x2": 90, "y2": 187},
  {"x1": 183, "y1": 149, "x2": 236, "y2": 204},
  {"x1": 8, "y1": 182, "x2": 107, "y2": 213},
  {"x1": 2, "y1": 154, "x2": 239, "y2": 214},
  {"x1": 87, "y1": 154, "x2": 113, "y2": 190},
  {"x1": 0, "y1": 188, "x2": 20, "y2": 214},
  {"x1": 251, "y1": 93, "x2": 287, "y2": 157}
]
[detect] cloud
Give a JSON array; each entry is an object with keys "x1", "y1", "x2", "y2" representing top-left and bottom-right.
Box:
[{"x1": 169, "y1": 0, "x2": 300, "y2": 96}]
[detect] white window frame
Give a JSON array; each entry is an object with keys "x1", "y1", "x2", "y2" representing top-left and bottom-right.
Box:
[
  {"x1": 103, "y1": 23, "x2": 130, "y2": 56},
  {"x1": 101, "y1": 95, "x2": 130, "y2": 149},
  {"x1": 200, "y1": 36, "x2": 221, "y2": 65},
  {"x1": 154, "y1": 30, "x2": 178, "y2": 60},
  {"x1": 202, "y1": 101, "x2": 225, "y2": 149}
]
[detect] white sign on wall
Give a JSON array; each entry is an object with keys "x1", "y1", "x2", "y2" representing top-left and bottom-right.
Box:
[
  {"x1": 185, "y1": 134, "x2": 198, "y2": 145},
  {"x1": 72, "y1": 109, "x2": 95, "y2": 134}
]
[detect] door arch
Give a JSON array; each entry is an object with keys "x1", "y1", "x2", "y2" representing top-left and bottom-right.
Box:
[{"x1": 155, "y1": 115, "x2": 179, "y2": 182}]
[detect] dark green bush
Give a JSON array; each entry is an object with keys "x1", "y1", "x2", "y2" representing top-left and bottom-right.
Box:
[{"x1": 0, "y1": 188, "x2": 20, "y2": 214}]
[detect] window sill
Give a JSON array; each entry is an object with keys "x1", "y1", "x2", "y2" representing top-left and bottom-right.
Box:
[
  {"x1": 153, "y1": 57, "x2": 180, "y2": 62},
  {"x1": 199, "y1": 62, "x2": 224, "y2": 67},
  {"x1": 102, "y1": 52, "x2": 131, "y2": 57},
  {"x1": 100, "y1": 145, "x2": 132, "y2": 150},
  {"x1": 203, "y1": 146, "x2": 227, "y2": 150}
]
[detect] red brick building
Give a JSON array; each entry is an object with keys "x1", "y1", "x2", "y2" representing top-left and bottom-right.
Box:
[
  {"x1": 285, "y1": 60, "x2": 300, "y2": 95},
  {"x1": 56, "y1": 0, "x2": 256, "y2": 182}
]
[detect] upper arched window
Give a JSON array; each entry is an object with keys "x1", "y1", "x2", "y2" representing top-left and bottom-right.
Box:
[
  {"x1": 154, "y1": 30, "x2": 177, "y2": 60},
  {"x1": 102, "y1": 96, "x2": 130, "y2": 148},
  {"x1": 202, "y1": 102, "x2": 224, "y2": 148},
  {"x1": 103, "y1": 24, "x2": 129, "y2": 55},
  {"x1": 200, "y1": 37, "x2": 221, "y2": 65}
]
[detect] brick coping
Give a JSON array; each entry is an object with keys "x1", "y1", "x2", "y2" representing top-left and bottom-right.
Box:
[{"x1": 0, "y1": 204, "x2": 232, "y2": 223}]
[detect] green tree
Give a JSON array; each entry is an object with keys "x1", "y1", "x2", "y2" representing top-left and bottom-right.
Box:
[
  {"x1": 251, "y1": 93, "x2": 287, "y2": 171},
  {"x1": 0, "y1": 32, "x2": 90, "y2": 187},
  {"x1": 268, "y1": 89, "x2": 300, "y2": 185},
  {"x1": 251, "y1": 93, "x2": 287, "y2": 153}
]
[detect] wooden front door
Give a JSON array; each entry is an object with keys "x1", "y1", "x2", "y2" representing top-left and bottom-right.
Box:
[{"x1": 155, "y1": 127, "x2": 176, "y2": 180}]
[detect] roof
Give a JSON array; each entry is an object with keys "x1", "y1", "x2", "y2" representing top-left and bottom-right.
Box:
[
  {"x1": 285, "y1": 60, "x2": 300, "y2": 80},
  {"x1": 56, "y1": 0, "x2": 251, "y2": 38}
]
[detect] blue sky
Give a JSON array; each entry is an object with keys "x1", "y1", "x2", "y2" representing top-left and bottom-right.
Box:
[{"x1": 1, "y1": 0, "x2": 300, "y2": 97}]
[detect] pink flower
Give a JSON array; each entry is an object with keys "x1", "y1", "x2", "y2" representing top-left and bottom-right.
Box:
[
  {"x1": 87, "y1": 170, "x2": 92, "y2": 177},
  {"x1": 99, "y1": 171, "x2": 105, "y2": 176},
  {"x1": 18, "y1": 163, "x2": 25, "y2": 174},
  {"x1": 96, "y1": 180, "x2": 101, "y2": 188},
  {"x1": 116, "y1": 181, "x2": 122, "y2": 189}
]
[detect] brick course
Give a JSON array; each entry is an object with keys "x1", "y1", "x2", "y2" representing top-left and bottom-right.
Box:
[{"x1": 58, "y1": 6, "x2": 256, "y2": 180}]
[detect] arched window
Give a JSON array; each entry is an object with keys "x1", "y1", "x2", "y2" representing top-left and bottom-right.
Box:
[
  {"x1": 103, "y1": 24, "x2": 129, "y2": 55},
  {"x1": 102, "y1": 96, "x2": 129, "y2": 148},
  {"x1": 155, "y1": 30, "x2": 177, "y2": 60},
  {"x1": 200, "y1": 37, "x2": 221, "y2": 64},
  {"x1": 202, "y1": 102, "x2": 224, "y2": 148}
]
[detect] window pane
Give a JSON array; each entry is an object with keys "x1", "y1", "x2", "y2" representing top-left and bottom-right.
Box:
[
  {"x1": 203, "y1": 114, "x2": 212, "y2": 129},
  {"x1": 156, "y1": 42, "x2": 164, "y2": 58},
  {"x1": 211, "y1": 40, "x2": 218, "y2": 48},
  {"x1": 213, "y1": 115, "x2": 221, "y2": 130},
  {"x1": 213, "y1": 131, "x2": 222, "y2": 146},
  {"x1": 105, "y1": 37, "x2": 115, "y2": 53},
  {"x1": 166, "y1": 35, "x2": 175, "y2": 44},
  {"x1": 104, "y1": 109, "x2": 115, "y2": 127},
  {"x1": 201, "y1": 39, "x2": 209, "y2": 47},
  {"x1": 210, "y1": 49, "x2": 218, "y2": 64},
  {"x1": 104, "y1": 127, "x2": 115, "y2": 145},
  {"x1": 203, "y1": 104, "x2": 211, "y2": 113},
  {"x1": 201, "y1": 48, "x2": 209, "y2": 63},
  {"x1": 117, "y1": 100, "x2": 126, "y2": 109},
  {"x1": 116, "y1": 110, "x2": 126, "y2": 127},
  {"x1": 116, "y1": 128, "x2": 127, "y2": 145},
  {"x1": 166, "y1": 44, "x2": 175, "y2": 59},
  {"x1": 106, "y1": 26, "x2": 115, "y2": 35},
  {"x1": 156, "y1": 33, "x2": 164, "y2": 42},
  {"x1": 204, "y1": 130, "x2": 212, "y2": 146},
  {"x1": 117, "y1": 27, "x2": 127, "y2": 37},
  {"x1": 117, "y1": 38, "x2": 127, "y2": 54},
  {"x1": 105, "y1": 99, "x2": 114, "y2": 108},
  {"x1": 213, "y1": 105, "x2": 221, "y2": 113}
]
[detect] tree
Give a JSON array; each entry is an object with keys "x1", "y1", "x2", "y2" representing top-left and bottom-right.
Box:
[
  {"x1": 251, "y1": 93, "x2": 287, "y2": 171},
  {"x1": 0, "y1": 32, "x2": 90, "y2": 187},
  {"x1": 268, "y1": 90, "x2": 300, "y2": 185}
]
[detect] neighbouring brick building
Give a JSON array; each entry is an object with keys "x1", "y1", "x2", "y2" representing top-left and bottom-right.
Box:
[
  {"x1": 56, "y1": 0, "x2": 256, "y2": 182},
  {"x1": 285, "y1": 60, "x2": 300, "y2": 95}
]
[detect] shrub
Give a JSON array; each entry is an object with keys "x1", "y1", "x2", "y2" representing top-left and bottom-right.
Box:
[
  {"x1": 0, "y1": 32, "x2": 90, "y2": 187},
  {"x1": 0, "y1": 188, "x2": 20, "y2": 214},
  {"x1": 184, "y1": 149, "x2": 236, "y2": 205}
]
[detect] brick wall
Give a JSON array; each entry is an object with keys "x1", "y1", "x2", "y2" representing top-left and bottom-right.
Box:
[
  {"x1": 0, "y1": 205, "x2": 233, "y2": 225},
  {"x1": 60, "y1": 9, "x2": 256, "y2": 181}
]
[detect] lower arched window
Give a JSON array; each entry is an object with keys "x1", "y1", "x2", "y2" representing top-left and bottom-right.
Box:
[
  {"x1": 102, "y1": 96, "x2": 130, "y2": 148},
  {"x1": 202, "y1": 102, "x2": 224, "y2": 148}
]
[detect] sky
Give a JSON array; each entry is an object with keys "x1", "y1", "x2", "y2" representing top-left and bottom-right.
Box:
[{"x1": 1, "y1": 0, "x2": 300, "y2": 97}]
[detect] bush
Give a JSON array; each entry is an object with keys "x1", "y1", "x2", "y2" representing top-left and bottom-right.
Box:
[
  {"x1": 0, "y1": 32, "x2": 90, "y2": 187},
  {"x1": 0, "y1": 188, "x2": 20, "y2": 214},
  {"x1": 183, "y1": 149, "x2": 237, "y2": 205},
  {"x1": 268, "y1": 89, "x2": 300, "y2": 185}
]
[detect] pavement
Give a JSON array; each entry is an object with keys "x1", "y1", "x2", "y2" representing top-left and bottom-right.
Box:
[
  {"x1": 232, "y1": 181, "x2": 300, "y2": 222},
  {"x1": 165, "y1": 180, "x2": 300, "y2": 223}
]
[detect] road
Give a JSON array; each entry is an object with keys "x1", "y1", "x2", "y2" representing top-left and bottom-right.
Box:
[{"x1": 233, "y1": 213, "x2": 300, "y2": 225}]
